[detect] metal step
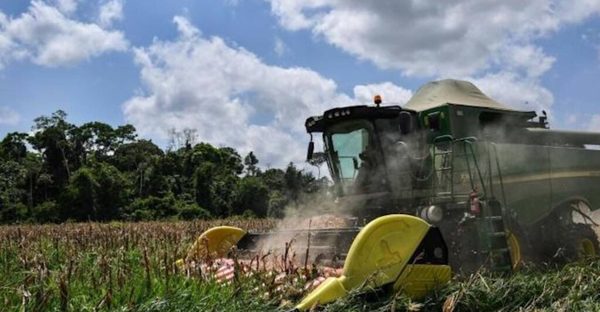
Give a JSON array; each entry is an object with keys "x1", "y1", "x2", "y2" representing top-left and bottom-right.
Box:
[{"x1": 484, "y1": 216, "x2": 503, "y2": 221}]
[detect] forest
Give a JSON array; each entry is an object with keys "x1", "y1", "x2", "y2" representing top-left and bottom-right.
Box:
[{"x1": 0, "y1": 110, "x2": 327, "y2": 223}]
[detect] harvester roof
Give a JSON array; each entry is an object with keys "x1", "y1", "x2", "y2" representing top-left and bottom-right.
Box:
[{"x1": 404, "y1": 79, "x2": 517, "y2": 112}]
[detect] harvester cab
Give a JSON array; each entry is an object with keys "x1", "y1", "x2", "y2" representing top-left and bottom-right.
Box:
[{"x1": 305, "y1": 104, "x2": 425, "y2": 217}]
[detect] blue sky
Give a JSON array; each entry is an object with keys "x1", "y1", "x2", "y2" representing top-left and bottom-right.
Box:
[{"x1": 0, "y1": 0, "x2": 599, "y2": 166}]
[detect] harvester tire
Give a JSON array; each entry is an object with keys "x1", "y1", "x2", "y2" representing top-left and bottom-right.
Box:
[
  {"x1": 556, "y1": 224, "x2": 600, "y2": 261},
  {"x1": 506, "y1": 230, "x2": 523, "y2": 269},
  {"x1": 503, "y1": 220, "x2": 533, "y2": 269}
]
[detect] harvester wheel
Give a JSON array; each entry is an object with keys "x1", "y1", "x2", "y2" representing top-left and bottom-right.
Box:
[
  {"x1": 578, "y1": 238, "x2": 597, "y2": 257},
  {"x1": 506, "y1": 231, "x2": 522, "y2": 269},
  {"x1": 504, "y1": 220, "x2": 533, "y2": 269},
  {"x1": 558, "y1": 224, "x2": 599, "y2": 260}
]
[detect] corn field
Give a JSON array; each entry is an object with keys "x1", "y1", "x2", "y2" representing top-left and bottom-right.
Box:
[
  {"x1": 2, "y1": 220, "x2": 600, "y2": 312},
  {"x1": 0, "y1": 220, "x2": 285, "y2": 312}
]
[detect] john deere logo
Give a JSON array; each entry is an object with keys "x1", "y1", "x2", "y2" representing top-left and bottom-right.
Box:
[{"x1": 376, "y1": 239, "x2": 403, "y2": 269}]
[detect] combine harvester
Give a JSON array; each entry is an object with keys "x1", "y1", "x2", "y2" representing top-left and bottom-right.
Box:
[{"x1": 182, "y1": 79, "x2": 600, "y2": 310}]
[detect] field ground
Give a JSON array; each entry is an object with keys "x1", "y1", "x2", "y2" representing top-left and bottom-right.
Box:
[{"x1": 1, "y1": 220, "x2": 600, "y2": 311}]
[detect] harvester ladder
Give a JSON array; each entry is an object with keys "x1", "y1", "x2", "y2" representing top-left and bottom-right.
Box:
[
  {"x1": 432, "y1": 137, "x2": 513, "y2": 272},
  {"x1": 480, "y1": 199, "x2": 513, "y2": 272},
  {"x1": 432, "y1": 135, "x2": 453, "y2": 196},
  {"x1": 480, "y1": 143, "x2": 512, "y2": 272}
]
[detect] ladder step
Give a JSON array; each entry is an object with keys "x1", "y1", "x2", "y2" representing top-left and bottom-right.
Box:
[
  {"x1": 489, "y1": 232, "x2": 506, "y2": 237},
  {"x1": 485, "y1": 216, "x2": 503, "y2": 221},
  {"x1": 489, "y1": 248, "x2": 510, "y2": 254}
]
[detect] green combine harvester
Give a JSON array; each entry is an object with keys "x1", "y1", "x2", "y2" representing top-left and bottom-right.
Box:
[{"x1": 183, "y1": 79, "x2": 600, "y2": 310}]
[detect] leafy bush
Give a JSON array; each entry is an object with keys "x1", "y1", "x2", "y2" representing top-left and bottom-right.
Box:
[
  {"x1": 32, "y1": 201, "x2": 60, "y2": 223},
  {"x1": 177, "y1": 203, "x2": 211, "y2": 220},
  {"x1": 123, "y1": 195, "x2": 178, "y2": 221}
]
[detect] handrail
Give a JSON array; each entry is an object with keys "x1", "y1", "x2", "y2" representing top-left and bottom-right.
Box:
[
  {"x1": 433, "y1": 134, "x2": 454, "y2": 144},
  {"x1": 462, "y1": 143, "x2": 476, "y2": 190},
  {"x1": 464, "y1": 140, "x2": 487, "y2": 196},
  {"x1": 455, "y1": 136, "x2": 478, "y2": 143},
  {"x1": 431, "y1": 135, "x2": 487, "y2": 198},
  {"x1": 489, "y1": 143, "x2": 508, "y2": 210}
]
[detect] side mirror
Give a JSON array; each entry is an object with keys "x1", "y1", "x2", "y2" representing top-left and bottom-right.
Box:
[
  {"x1": 399, "y1": 111, "x2": 413, "y2": 135},
  {"x1": 352, "y1": 157, "x2": 359, "y2": 170},
  {"x1": 306, "y1": 141, "x2": 314, "y2": 161}
]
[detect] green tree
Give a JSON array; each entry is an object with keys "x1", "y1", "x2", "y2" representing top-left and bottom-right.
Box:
[
  {"x1": 284, "y1": 162, "x2": 303, "y2": 202},
  {"x1": 112, "y1": 140, "x2": 164, "y2": 199},
  {"x1": 0, "y1": 160, "x2": 27, "y2": 222},
  {"x1": 0, "y1": 109, "x2": 328, "y2": 223},
  {"x1": 112, "y1": 140, "x2": 164, "y2": 172},
  {"x1": 28, "y1": 110, "x2": 76, "y2": 189},
  {"x1": 92, "y1": 162, "x2": 127, "y2": 220},
  {"x1": 0, "y1": 132, "x2": 28, "y2": 161},
  {"x1": 236, "y1": 176, "x2": 269, "y2": 217},
  {"x1": 267, "y1": 190, "x2": 287, "y2": 218},
  {"x1": 176, "y1": 202, "x2": 211, "y2": 220},
  {"x1": 261, "y1": 168, "x2": 285, "y2": 191},
  {"x1": 193, "y1": 162, "x2": 216, "y2": 213},
  {"x1": 123, "y1": 194, "x2": 178, "y2": 221},
  {"x1": 244, "y1": 151, "x2": 259, "y2": 176},
  {"x1": 73, "y1": 122, "x2": 137, "y2": 163},
  {"x1": 62, "y1": 161, "x2": 126, "y2": 221},
  {"x1": 22, "y1": 153, "x2": 42, "y2": 212},
  {"x1": 62, "y1": 167, "x2": 97, "y2": 220}
]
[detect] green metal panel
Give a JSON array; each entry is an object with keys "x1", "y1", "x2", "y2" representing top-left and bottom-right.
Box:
[
  {"x1": 480, "y1": 143, "x2": 552, "y2": 226},
  {"x1": 549, "y1": 146, "x2": 600, "y2": 211},
  {"x1": 447, "y1": 105, "x2": 481, "y2": 139}
]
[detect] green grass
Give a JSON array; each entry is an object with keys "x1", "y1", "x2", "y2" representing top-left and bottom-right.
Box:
[{"x1": 1, "y1": 221, "x2": 600, "y2": 311}]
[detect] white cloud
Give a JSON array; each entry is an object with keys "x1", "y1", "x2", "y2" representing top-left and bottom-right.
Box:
[
  {"x1": 0, "y1": 0, "x2": 128, "y2": 68},
  {"x1": 0, "y1": 106, "x2": 20, "y2": 125},
  {"x1": 173, "y1": 15, "x2": 200, "y2": 38},
  {"x1": 467, "y1": 71, "x2": 554, "y2": 113},
  {"x1": 98, "y1": 0, "x2": 123, "y2": 27},
  {"x1": 124, "y1": 16, "x2": 362, "y2": 167},
  {"x1": 54, "y1": 0, "x2": 77, "y2": 14},
  {"x1": 267, "y1": 0, "x2": 587, "y2": 119},
  {"x1": 267, "y1": 0, "x2": 600, "y2": 77},
  {"x1": 124, "y1": 16, "x2": 414, "y2": 167},
  {"x1": 496, "y1": 44, "x2": 556, "y2": 79},
  {"x1": 353, "y1": 82, "x2": 412, "y2": 106}
]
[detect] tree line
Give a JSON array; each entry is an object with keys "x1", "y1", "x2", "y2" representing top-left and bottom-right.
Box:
[{"x1": 0, "y1": 110, "x2": 328, "y2": 223}]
